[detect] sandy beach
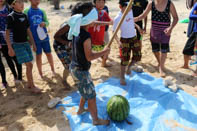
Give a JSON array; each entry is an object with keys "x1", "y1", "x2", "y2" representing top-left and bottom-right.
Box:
[{"x1": 0, "y1": 0, "x2": 197, "y2": 130}]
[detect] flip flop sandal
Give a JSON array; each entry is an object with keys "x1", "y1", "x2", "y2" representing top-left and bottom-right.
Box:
[{"x1": 48, "y1": 97, "x2": 61, "y2": 109}]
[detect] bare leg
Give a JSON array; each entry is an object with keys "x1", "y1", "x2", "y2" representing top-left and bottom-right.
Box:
[
  {"x1": 181, "y1": 55, "x2": 190, "y2": 69},
  {"x1": 77, "y1": 97, "x2": 88, "y2": 115},
  {"x1": 126, "y1": 60, "x2": 135, "y2": 75},
  {"x1": 46, "y1": 53, "x2": 55, "y2": 73},
  {"x1": 88, "y1": 98, "x2": 109, "y2": 125},
  {"x1": 153, "y1": 52, "x2": 160, "y2": 67},
  {"x1": 160, "y1": 53, "x2": 167, "y2": 77},
  {"x1": 120, "y1": 65, "x2": 126, "y2": 85},
  {"x1": 36, "y1": 54, "x2": 43, "y2": 77},
  {"x1": 25, "y1": 62, "x2": 34, "y2": 88},
  {"x1": 25, "y1": 62, "x2": 42, "y2": 93},
  {"x1": 62, "y1": 69, "x2": 71, "y2": 89},
  {"x1": 192, "y1": 68, "x2": 197, "y2": 76}
]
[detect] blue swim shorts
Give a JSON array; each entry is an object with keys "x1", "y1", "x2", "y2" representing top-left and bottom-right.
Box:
[{"x1": 35, "y1": 40, "x2": 51, "y2": 55}]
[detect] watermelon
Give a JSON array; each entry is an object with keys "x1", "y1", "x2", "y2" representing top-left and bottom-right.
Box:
[{"x1": 107, "y1": 95, "x2": 130, "y2": 122}]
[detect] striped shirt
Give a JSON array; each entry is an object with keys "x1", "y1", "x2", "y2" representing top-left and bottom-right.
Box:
[{"x1": 0, "y1": 5, "x2": 13, "y2": 45}]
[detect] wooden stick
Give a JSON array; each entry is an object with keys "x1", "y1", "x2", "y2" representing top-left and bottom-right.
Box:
[{"x1": 107, "y1": 0, "x2": 133, "y2": 48}]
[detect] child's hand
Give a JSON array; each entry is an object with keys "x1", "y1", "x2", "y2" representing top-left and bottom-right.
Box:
[
  {"x1": 139, "y1": 29, "x2": 145, "y2": 35},
  {"x1": 40, "y1": 22, "x2": 46, "y2": 28},
  {"x1": 8, "y1": 48, "x2": 15, "y2": 57},
  {"x1": 143, "y1": 27, "x2": 147, "y2": 33},
  {"x1": 164, "y1": 27, "x2": 172, "y2": 36}
]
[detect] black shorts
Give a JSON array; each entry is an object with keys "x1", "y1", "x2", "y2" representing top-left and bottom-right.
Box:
[
  {"x1": 135, "y1": 21, "x2": 143, "y2": 40},
  {"x1": 183, "y1": 32, "x2": 197, "y2": 56},
  {"x1": 151, "y1": 42, "x2": 170, "y2": 53}
]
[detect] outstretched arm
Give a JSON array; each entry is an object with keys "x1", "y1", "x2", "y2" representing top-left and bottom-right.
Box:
[
  {"x1": 84, "y1": 38, "x2": 110, "y2": 61},
  {"x1": 93, "y1": 20, "x2": 113, "y2": 26},
  {"x1": 143, "y1": 16, "x2": 148, "y2": 32},
  {"x1": 135, "y1": 24, "x2": 145, "y2": 35},
  {"x1": 134, "y1": 1, "x2": 152, "y2": 22}
]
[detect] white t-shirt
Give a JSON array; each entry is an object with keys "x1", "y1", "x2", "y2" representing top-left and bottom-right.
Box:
[{"x1": 113, "y1": 10, "x2": 136, "y2": 38}]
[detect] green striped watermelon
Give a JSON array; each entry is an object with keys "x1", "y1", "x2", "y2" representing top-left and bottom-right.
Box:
[{"x1": 107, "y1": 95, "x2": 130, "y2": 122}]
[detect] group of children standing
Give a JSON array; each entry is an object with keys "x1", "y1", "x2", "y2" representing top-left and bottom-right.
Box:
[
  {"x1": 1, "y1": 0, "x2": 197, "y2": 125},
  {"x1": 0, "y1": 0, "x2": 55, "y2": 93}
]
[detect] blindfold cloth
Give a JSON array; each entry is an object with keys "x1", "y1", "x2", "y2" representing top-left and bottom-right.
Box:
[{"x1": 67, "y1": 8, "x2": 98, "y2": 40}]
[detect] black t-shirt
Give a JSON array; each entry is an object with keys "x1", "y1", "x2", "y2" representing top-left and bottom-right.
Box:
[
  {"x1": 71, "y1": 28, "x2": 91, "y2": 71},
  {"x1": 132, "y1": 0, "x2": 148, "y2": 17},
  {"x1": 6, "y1": 11, "x2": 29, "y2": 43}
]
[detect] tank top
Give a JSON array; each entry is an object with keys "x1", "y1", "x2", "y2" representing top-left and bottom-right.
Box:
[{"x1": 151, "y1": 0, "x2": 171, "y2": 31}]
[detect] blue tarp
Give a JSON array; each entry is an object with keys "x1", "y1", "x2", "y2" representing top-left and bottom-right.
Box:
[{"x1": 57, "y1": 72, "x2": 197, "y2": 131}]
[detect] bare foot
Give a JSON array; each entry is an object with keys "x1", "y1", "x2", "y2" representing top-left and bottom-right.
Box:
[
  {"x1": 77, "y1": 108, "x2": 88, "y2": 115},
  {"x1": 181, "y1": 65, "x2": 189, "y2": 69},
  {"x1": 62, "y1": 80, "x2": 71, "y2": 90},
  {"x1": 157, "y1": 64, "x2": 160, "y2": 69},
  {"x1": 120, "y1": 78, "x2": 126, "y2": 85},
  {"x1": 159, "y1": 68, "x2": 166, "y2": 78},
  {"x1": 52, "y1": 71, "x2": 56, "y2": 77},
  {"x1": 192, "y1": 73, "x2": 197, "y2": 77},
  {"x1": 126, "y1": 68, "x2": 131, "y2": 75},
  {"x1": 39, "y1": 73, "x2": 44, "y2": 79},
  {"x1": 29, "y1": 86, "x2": 42, "y2": 94},
  {"x1": 101, "y1": 63, "x2": 112, "y2": 68},
  {"x1": 93, "y1": 118, "x2": 110, "y2": 125},
  {"x1": 194, "y1": 88, "x2": 197, "y2": 92}
]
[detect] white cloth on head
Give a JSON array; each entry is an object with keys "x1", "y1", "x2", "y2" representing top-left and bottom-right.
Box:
[
  {"x1": 68, "y1": 8, "x2": 98, "y2": 40},
  {"x1": 113, "y1": 10, "x2": 136, "y2": 38}
]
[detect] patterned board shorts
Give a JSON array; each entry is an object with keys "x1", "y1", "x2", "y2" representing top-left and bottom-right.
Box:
[
  {"x1": 12, "y1": 42, "x2": 33, "y2": 64},
  {"x1": 120, "y1": 36, "x2": 142, "y2": 66},
  {"x1": 53, "y1": 41, "x2": 71, "y2": 69},
  {"x1": 70, "y1": 67, "x2": 96, "y2": 100}
]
